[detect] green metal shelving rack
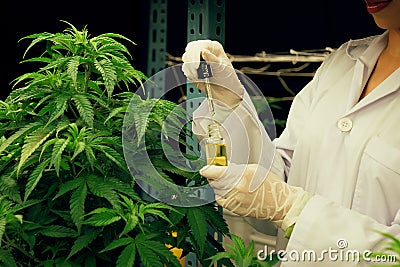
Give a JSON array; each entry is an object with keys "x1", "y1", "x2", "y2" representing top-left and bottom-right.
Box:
[
  {"x1": 186, "y1": 0, "x2": 225, "y2": 117},
  {"x1": 185, "y1": 2, "x2": 225, "y2": 266},
  {"x1": 146, "y1": 1, "x2": 225, "y2": 266},
  {"x1": 146, "y1": 0, "x2": 168, "y2": 98}
]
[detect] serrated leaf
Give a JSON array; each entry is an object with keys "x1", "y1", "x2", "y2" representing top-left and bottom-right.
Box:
[
  {"x1": 0, "y1": 121, "x2": 42, "y2": 155},
  {"x1": 84, "y1": 146, "x2": 96, "y2": 169},
  {"x1": 67, "y1": 56, "x2": 80, "y2": 89},
  {"x1": 39, "y1": 224, "x2": 77, "y2": 237},
  {"x1": 91, "y1": 144, "x2": 127, "y2": 172},
  {"x1": 202, "y1": 204, "x2": 229, "y2": 235},
  {"x1": 116, "y1": 243, "x2": 136, "y2": 267},
  {"x1": 140, "y1": 240, "x2": 182, "y2": 267},
  {"x1": 136, "y1": 241, "x2": 162, "y2": 267},
  {"x1": 151, "y1": 156, "x2": 196, "y2": 180},
  {"x1": 86, "y1": 177, "x2": 120, "y2": 207},
  {"x1": 104, "y1": 106, "x2": 126, "y2": 124},
  {"x1": 94, "y1": 59, "x2": 117, "y2": 98},
  {"x1": 71, "y1": 141, "x2": 85, "y2": 160},
  {"x1": 140, "y1": 208, "x2": 172, "y2": 225},
  {"x1": 207, "y1": 251, "x2": 234, "y2": 267},
  {"x1": 86, "y1": 93, "x2": 109, "y2": 109},
  {"x1": 24, "y1": 158, "x2": 51, "y2": 202},
  {"x1": 67, "y1": 228, "x2": 101, "y2": 260},
  {"x1": 169, "y1": 207, "x2": 186, "y2": 225},
  {"x1": 230, "y1": 234, "x2": 246, "y2": 256},
  {"x1": 12, "y1": 199, "x2": 42, "y2": 213},
  {"x1": 53, "y1": 176, "x2": 85, "y2": 200},
  {"x1": 100, "y1": 237, "x2": 134, "y2": 253},
  {"x1": 85, "y1": 207, "x2": 110, "y2": 215},
  {"x1": 39, "y1": 138, "x2": 57, "y2": 160},
  {"x1": 224, "y1": 243, "x2": 240, "y2": 259},
  {"x1": 379, "y1": 231, "x2": 400, "y2": 247},
  {"x1": 0, "y1": 218, "x2": 5, "y2": 246},
  {"x1": 20, "y1": 32, "x2": 53, "y2": 58},
  {"x1": 245, "y1": 240, "x2": 255, "y2": 258},
  {"x1": 119, "y1": 194, "x2": 136, "y2": 211},
  {"x1": 34, "y1": 93, "x2": 53, "y2": 111},
  {"x1": 50, "y1": 138, "x2": 70, "y2": 177},
  {"x1": 139, "y1": 203, "x2": 178, "y2": 225},
  {"x1": 127, "y1": 104, "x2": 150, "y2": 146},
  {"x1": 46, "y1": 95, "x2": 69, "y2": 126},
  {"x1": 84, "y1": 210, "x2": 121, "y2": 227},
  {"x1": 106, "y1": 178, "x2": 137, "y2": 200},
  {"x1": 119, "y1": 214, "x2": 139, "y2": 237},
  {"x1": 72, "y1": 94, "x2": 94, "y2": 127},
  {"x1": 187, "y1": 207, "x2": 208, "y2": 257},
  {"x1": 70, "y1": 183, "x2": 87, "y2": 232},
  {"x1": 17, "y1": 126, "x2": 55, "y2": 176}
]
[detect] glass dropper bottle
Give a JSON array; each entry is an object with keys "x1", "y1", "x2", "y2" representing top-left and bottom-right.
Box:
[
  {"x1": 205, "y1": 122, "x2": 228, "y2": 166},
  {"x1": 197, "y1": 58, "x2": 228, "y2": 166}
]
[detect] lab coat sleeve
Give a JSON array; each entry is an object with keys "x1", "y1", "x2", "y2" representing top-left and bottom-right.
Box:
[
  {"x1": 262, "y1": 87, "x2": 318, "y2": 182},
  {"x1": 272, "y1": 84, "x2": 315, "y2": 179},
  {"x1": 284, "y1": 195, "x2": 400, "y2": 266}
]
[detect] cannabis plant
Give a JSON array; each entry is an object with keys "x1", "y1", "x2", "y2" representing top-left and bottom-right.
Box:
[
  {"x1": 0, "y1": 21, "x2": 229, "y2": 266},
  {"x1": 208, "y1": 234, "x2": 279, "y2": 267},
  {"x1": 371, "y1": 232, "x2": 400, "y2": 267}
]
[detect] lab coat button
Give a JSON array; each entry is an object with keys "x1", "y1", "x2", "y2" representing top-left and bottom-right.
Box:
[{"x1": 337, "y1": 118, "x2": 353, "y2": 132}]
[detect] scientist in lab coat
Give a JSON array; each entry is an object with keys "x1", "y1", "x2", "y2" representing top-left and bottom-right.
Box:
[{"x1": 182, "y1": 0, "x2": 400, "y2": 266}]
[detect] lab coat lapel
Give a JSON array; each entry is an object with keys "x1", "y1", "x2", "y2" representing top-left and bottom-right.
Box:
[
  {"x1": 345, "y1": 59, "x2": 366, "y2": 112},
  {"x1": 343, "y1": 31, "x2": 399, "y2": 116},
  {"x1": 345, "y1": 66, "x2": 400, "y2": 116}
]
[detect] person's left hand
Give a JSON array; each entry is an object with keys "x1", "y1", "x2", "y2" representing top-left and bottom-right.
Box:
[{"x1": 200, "y1": 163, "x2": 311, "y2": 231}]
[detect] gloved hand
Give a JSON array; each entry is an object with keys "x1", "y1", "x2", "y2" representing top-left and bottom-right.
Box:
[
  {"x1": 182, "y1": 40, "x2": 244, "y2": 108},
  {"x1": 200, "y1": 163, "x2": 312, "y2": 235}
]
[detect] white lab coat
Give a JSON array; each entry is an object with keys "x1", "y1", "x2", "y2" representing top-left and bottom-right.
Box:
[{"x1": 192, "y1": 30, "x2": 400, "y2": 266}]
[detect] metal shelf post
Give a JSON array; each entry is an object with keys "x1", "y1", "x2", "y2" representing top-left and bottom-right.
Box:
[
  {"x1": 186, "y1": 0, "x2": 225, "y2": 120},
  {"x1": 185, "y1": 1, "x2": 225, "y2": 266},
  {"x1": 146, "y1": 0, "x2": 168, "y2": 98}
]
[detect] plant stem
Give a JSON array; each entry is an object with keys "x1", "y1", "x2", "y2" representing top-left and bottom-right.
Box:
[{"x1": 84, "y1": 64, "x2": 91, "y2": 93}]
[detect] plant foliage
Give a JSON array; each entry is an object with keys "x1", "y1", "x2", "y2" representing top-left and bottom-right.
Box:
[
  {"x1": 0, "y1": 21, "x2": 230, "y2": 266},
  {"x1": 371, "y1": 231, "x2": 400, "y2": 267},
  {"x1": 207, "y1": 234, "x2": 279, "y2": 267}
]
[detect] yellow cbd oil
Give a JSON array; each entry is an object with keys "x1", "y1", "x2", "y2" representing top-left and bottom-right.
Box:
[{"x1": 205, "y1": 123, "x2": 228, "y2": 166}]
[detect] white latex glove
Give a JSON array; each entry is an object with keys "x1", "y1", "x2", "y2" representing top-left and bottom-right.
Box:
[
  {"x1": 200, "y1": 163, "x2": 312, "y2": 234},
  {"x1": 182, "y1": 40, "x2": 244, "y2": 108}
]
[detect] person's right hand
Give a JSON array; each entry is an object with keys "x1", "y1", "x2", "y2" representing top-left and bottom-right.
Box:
[
  {"x1": 200, "y1": 163, "x2": 312, "y2": 234},
  {"x1": 182, "y1": 40, "x2": 244, "y2": 108}
]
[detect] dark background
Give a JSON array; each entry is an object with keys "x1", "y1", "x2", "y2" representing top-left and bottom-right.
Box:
[{"x1": 0, "y1": 0, "x2": 383, "y2": 101}]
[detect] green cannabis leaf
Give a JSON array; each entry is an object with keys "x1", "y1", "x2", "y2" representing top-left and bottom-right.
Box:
[
  {"x1": 370, "y1": 231, "x2": 400, "y2": 267},
  {"x1": 0, "y1": 20, "x2": 232, "y2": 266},
  {"x1": 208, "y1": 233, "x2": 279, "y2": 267}
]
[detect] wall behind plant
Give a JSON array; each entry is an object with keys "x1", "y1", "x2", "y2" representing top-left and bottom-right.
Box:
[{"x1": 1, "y1": 0, "x2": 382, "y2": 101}]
